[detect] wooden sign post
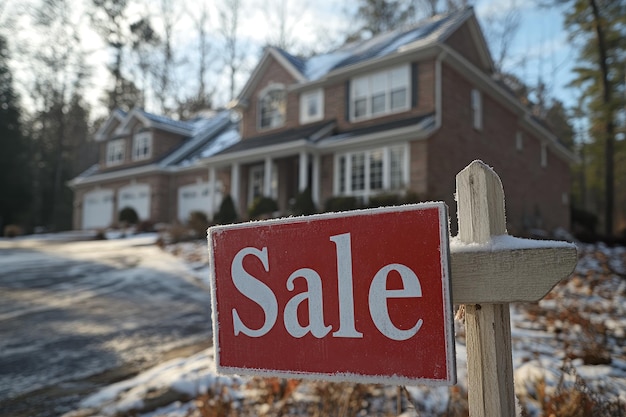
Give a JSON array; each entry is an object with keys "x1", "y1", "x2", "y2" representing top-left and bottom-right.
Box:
[
  {"x1": 452, "y1": 160, "x2": 577, "y2": 416},
  {"x1": 209, "y1": 160, "x2": 578, "y2": 415}
]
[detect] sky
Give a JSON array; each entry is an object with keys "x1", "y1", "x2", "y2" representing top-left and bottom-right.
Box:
[{"x1": 2, "y1": 0, "x2": 579, "y2": 120}]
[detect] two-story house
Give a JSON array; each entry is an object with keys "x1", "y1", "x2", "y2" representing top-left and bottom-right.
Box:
[
  {"x1": 202, "y1": 7, "x2": 576, "y2": 234},
  {"x1": 68, "y1": 108, "x2": 239, "y2": 230}
]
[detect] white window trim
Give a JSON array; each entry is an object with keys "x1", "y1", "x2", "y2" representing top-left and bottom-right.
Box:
[
  {"x1": 350, "y1": 65, "x2": 410, "y2": 122},
  {"x1": 299, "y1": 89, "x2": 324, "y2": 124},
  {"x1": 333, "y1": 143, "x2": 409, "y2": 200},
  {"x1": 132, "y1": 131, "x2": 152, "y2": 161},
  {"x1": 471, "y1": 88, "x2": 482, "y2": 130},
  {"x1": 106, "y1": 139, "x2": 125, "y2": 166},
  {"x1": 248, "y1": 163, "x2": 278, "y2": 204}
]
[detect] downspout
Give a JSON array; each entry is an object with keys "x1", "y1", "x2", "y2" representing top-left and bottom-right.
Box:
[{"x1": 435, "y1": 50, "x2": 447, "y2": 131}]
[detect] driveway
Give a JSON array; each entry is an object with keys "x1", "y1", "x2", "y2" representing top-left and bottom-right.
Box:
[{"x1": 0, "y1": 235, "x2": 211, "y2": 417}]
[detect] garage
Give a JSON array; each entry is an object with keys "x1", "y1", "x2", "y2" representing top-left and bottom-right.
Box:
[
  {"x1": 82, "y1": 188, "x2": 114, "y2": 229},
  {"x1": 178, "y1": 181, "x2": 222, "y2": 223},
  {"x1": 117, "y1": 183, "x2": 151, "y2": 221}
]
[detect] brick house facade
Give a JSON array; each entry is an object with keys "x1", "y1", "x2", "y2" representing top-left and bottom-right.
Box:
[
  {"x1": 69, "y1": 109, "x2": 239, "y2": 230},
  {"x1": 202, "y1": 7, "x2": 575, "y2": 234},
  {"x1": 71, "y1": 7, "x2": 575, "y2": 234}
]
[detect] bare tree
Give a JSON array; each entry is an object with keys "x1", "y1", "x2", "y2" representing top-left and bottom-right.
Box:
[
  {"x1": 219, "y1": 0, "x2": 245, "y2": 102},
  {"x1": 262, "y1": 0, "x2": 307, "y2": 50},
  {"x1": 151, "y1": 0, "x2": 182, "y2": 115},
  {"x1": 176, "y1": 1, "x2": 216, "y2": 118},
  {"x1": 481, "y1": 1, "x2": 521, "y2": 74}
]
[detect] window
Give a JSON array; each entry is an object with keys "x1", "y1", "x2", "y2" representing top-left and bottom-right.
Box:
[
  {"x1": 350, "y1": 65, "x2": 410, "y2": 121},
  {"x1": 300, "y1": 89, "x2": 324, "y2": 124},
  {"x1": 259, "y1": 86, "x2": 286, "y2": 129},
  {"x1": 106, "y1": 139, "x2": 125, "y2": 166},
  {"x1": 335, "y1": 144, "x2": 408, "y2": 199},
  {"x1": 132, "y1": 131, "x2": 152, "y2": 161},
  {"x1": 471, "y1": 89, "x2": 482, "y2": 130},
  {"x1": 248, "y1": 163, "x2": 278, "y2": 204}
]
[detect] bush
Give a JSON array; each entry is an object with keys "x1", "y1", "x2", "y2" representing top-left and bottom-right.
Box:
[
  {"x1": 136, "y1": 220, "x2": 155, "y2": 233},
  {"x1": 291, "y1": 187, "x2": 316, "y2": 216},
  {"x1": 367, "y1": 193, "x2": 401, "y2": 208},
  {"x1": 3, "y1": 224, "x2": 23, "y2": 238},
  {"x1": 214, "y1": 194, "x2": 238, "y2": 224},
  {"x1": 324, "y1": 196, "x2": 360, "y2": 213},
  {"x1": 248, "y1": 196, "x2": 279, "y2": 219},
  {"x1": 118, "y1": 207, "x2": 139, "y2": 225},
  {"x1": 188, "y1": 211, "x2": 210, "y2": 238}
]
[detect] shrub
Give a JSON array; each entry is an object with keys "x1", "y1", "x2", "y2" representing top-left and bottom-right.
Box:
[
  {"x1": 291, "y1": 187, "x2": 316, "y2": 216},
  {"x1": 188, "y1": 211, "x2": 210, "y2": 238},
  {"x1": 136, "y1": 220, "x2": 155, "y2": 233},
  {"x1": 324, "y1": 196, "x2": 360, "y2": 213},
  {"x1": 118, "y1": 207, "x2": 139, "y2": 225},
  {"x1": 248, "y1": 196, "x2": 278, "y2": 219},
  {"x1": 3, "y1": 224, "x2": 23, "y2": 238},
  {"x1": 367, "y1": 193, "x2": 401, "y2": 208},
  {"x1": 214, "y1": 194, "x2": 238, "y2": 224}
]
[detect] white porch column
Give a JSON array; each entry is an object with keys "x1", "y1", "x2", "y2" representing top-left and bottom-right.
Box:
[
  {"x1": 208, "y1": 166, "x2": 217, "y2": 215},
  {"x1": 312, "y1": 153, "x2": 320, "y2": 206},
  {"x1": 231, "y1": 163, "x2": 240, "y2": 208},
  {"x1": 264, "y1": 157, "x2": 272, "y2": 197},
  {"x1": 299, "y1": 151, "x2": 308, "y2": 191}
]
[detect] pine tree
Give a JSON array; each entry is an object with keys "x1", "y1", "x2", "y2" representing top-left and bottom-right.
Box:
[
  {"x1": 559, "y1": 0, "x2": 626, "y2": 235},
  {"x1": 0, "y1": 35, "x2": 31, "y2": 233}
]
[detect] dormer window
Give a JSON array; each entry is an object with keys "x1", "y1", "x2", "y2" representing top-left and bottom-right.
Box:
[
  {"x1": 259, "y1": 85, "x2": 286, "y2": 129},
  {"x1": 106, "y1": 139, "x2": 125, "y2": 166},
  {"x1": 350, "y1": 65, "x2": 410, "y2": 121},
  {"x1": 300, "y1": 89, "x2": 323, "y2": 124},
  {"x1": 132, "y1": 131, "x2": 152, "y2": 161}
]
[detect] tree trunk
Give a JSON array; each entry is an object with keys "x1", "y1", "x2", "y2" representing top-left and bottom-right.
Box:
[{"x1": 589, "y1": 0, "x2": 615, "y2": 236}]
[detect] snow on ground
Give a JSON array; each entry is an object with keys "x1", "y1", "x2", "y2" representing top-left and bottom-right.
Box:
[{"x1": 63, "y1": 239, "x2": 626, "y2": 417}]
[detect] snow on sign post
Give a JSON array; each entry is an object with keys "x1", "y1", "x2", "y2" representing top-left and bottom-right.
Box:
[{"x1": 209, "y1": 203, "x2": 456, "y2": 385}]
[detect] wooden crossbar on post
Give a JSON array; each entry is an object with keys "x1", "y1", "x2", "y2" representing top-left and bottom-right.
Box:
[{"x1": 454, "y1": 160, "x2": 577, "y2": 416}]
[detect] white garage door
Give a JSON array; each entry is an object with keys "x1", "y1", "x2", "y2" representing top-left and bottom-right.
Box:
[
  {"x1": 117, "y1": 183, "x2": 151, "y2": 220},
  {"x1": 178, "y1": 181, "x2": 222, "y2": 222},
  {"x1": 82, "y1": 189, "x2": 114, "y2": 229}
]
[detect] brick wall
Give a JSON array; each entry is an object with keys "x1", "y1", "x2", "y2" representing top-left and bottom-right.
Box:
[
  {"x1": 427, "y1": 63, "x2": 571, "y2": 234},
  {"x1": 241, "y1": 55, "x2": 300, "y2": 139},
  {"x1": 97, "y1": 129, "x2": 188, "y2": 173},
  {"x1": 241, "y1": 56, "x2": 437, "y2": 140},
  {"x1": 443, "y1": 21, "x2": 490, "y2": 72}
]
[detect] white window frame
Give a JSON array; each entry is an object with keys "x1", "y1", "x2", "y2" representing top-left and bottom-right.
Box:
[
  {"x1": 350, "y1": 65, "x2": 410, "y2": 121},
  {"x1": 106, "y1": 139, "x2": 125, "y2": 166},
  {"x1": 471, "y1": 88, "x2": 482, "y2": 130},
  {"x1": 132, "y1": 131, "x2": 152, "y2": 161},
  {"x1": 299, "y1": 89, "x2": 324, "y2": 124},
  {"x1": 248, "y1": 163, "x2": 278, "y2": 204},
  {"x1": 333, "y1": 143, "x2": 409, "y2": 200},
  {"x1": 258, "y1": 84, "x2": 287, "y2": 130}
]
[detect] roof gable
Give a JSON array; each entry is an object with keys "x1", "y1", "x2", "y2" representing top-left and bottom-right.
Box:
[
  {"x1": 287, "y1": 8, "x2": 476, "y2": 81},
  {"x1": 114, "y1": 107, "x2": 196, "y2": 137},
  {"x1": 94, "y1": 109, "x2": 126, "y2": 142},
  {"x1": 235, "y1": 8, "x2": 477, "y2": 104}
]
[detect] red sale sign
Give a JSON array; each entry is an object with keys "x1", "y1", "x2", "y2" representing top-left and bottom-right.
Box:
[{"x1": 209, "y1": 203, "x2": 455, "y2": 385}]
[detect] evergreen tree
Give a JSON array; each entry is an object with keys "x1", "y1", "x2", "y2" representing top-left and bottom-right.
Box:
[
  {"x1": 0, "y1": 35, "x2": 31, "y2": 233},
  {"x1": 558, "y1": 0, "x2": 626, "y2": 235}
]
